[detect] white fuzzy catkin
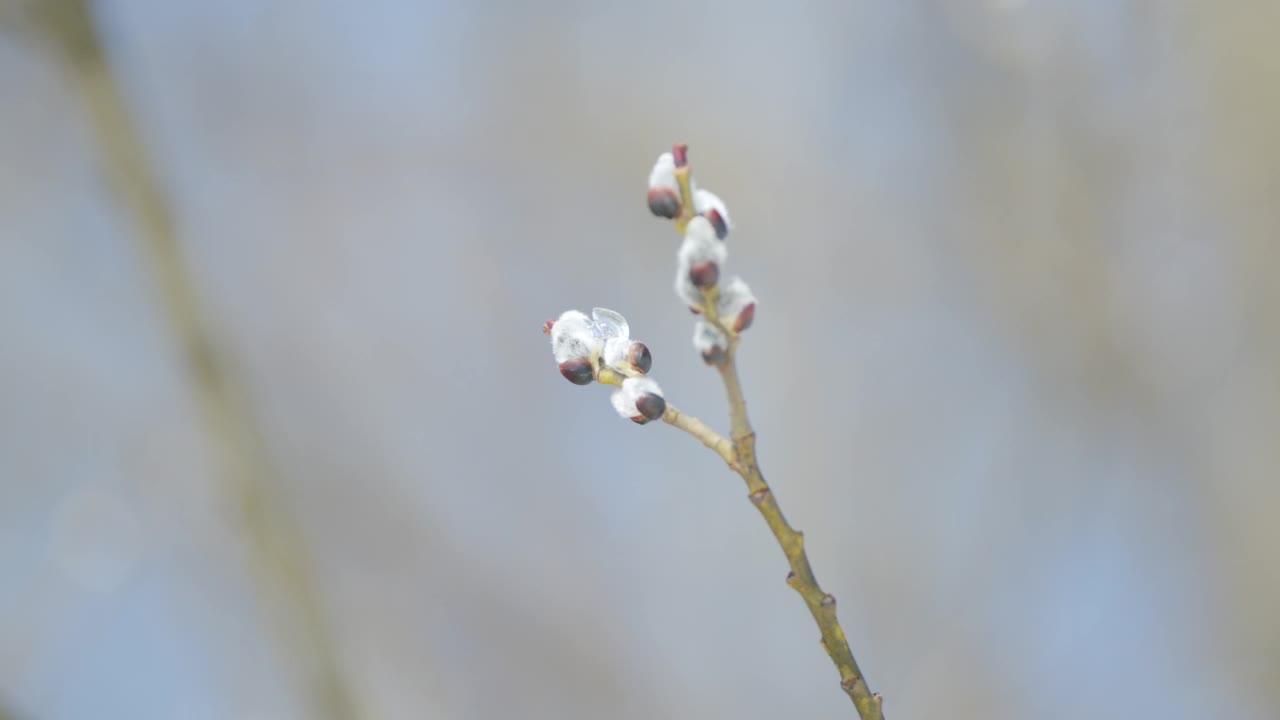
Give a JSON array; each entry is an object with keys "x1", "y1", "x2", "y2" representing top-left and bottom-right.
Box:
[
  {"x1": 693, "y1": 320, "x2": 727, "y2": 358},
  {"x1": 678, "y1": 216, "x2": 728, "y2": 266},
  {"x1": 551, "y1": 309, "x2": 602, "y2": 364},
  {"x1": 610, "y1": 377, "x2": 665, "y2": 420},
  {"x1": 601, "y1": 336, "x2": 647, "y2": 377},
  {"x1": 693, "y1": 188, "x2": 732, "y2": 229},
  {"x1": 675, "y1": 216, "x2": 728, "y2": 307},
  {"x1": 718, "y1": 276, "x2": 757, "y2": 326},
  {"x1": 648, "y1": 152, "x2": 678, "y2": 192}
]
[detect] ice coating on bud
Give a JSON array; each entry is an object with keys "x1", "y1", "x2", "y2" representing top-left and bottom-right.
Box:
[
  {"x1": 590, "y1": 307, "x2": 629, "y2": 340},
  {"x1": 648, "y1": 152, "x2": 678, "y2": 193},
  {"x1": 718, "y1": 277, "x2": 757, "y2": 332},
  {"x1": 693, "y1": 320, "x2": 728, "y2": 365},
  {"x1": 675, "y1": 216, "x2": 729, "y2": 307},
  {"x1": 602, "y1": 337, "x2": 652, "y2": 377},
  {"x1": 693, "y1": 189, "x2": 732, "y2": 238},
  {"x1": 550, "y1": 309, "x2": 603, "y2": 364},
  {"x1": 610, "y1": 377, "x2": 667, "y2": 424}
]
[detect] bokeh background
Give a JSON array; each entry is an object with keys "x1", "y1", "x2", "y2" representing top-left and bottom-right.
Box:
[{"x1": 3, "y1": 1, "x2": 1279, "y2": 718}]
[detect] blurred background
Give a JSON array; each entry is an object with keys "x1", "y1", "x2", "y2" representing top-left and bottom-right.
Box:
[{"x1": 2, "y1": 1, "x2": 1278, "y2": 718}]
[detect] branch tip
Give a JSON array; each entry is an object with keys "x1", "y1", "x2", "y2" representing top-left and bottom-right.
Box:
[{"x1": 672, "y1": 143, "x2": 689, "y2": 168}]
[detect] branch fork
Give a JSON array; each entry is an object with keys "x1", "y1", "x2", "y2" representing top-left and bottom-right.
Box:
[{"x1": 548, "y1": 144, "x2": 884, "y2": 719}]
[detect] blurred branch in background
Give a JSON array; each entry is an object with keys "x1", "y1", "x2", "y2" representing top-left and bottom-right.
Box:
[{"x1": 18, "y1": 2, "x2": 361, "y2": 717}]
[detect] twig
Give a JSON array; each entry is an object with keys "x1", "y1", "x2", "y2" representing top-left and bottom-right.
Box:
[
  {"x1": 666, "y1": 156, "x2": 886, "y2": 719},
  {"x1": 28, "y1": 3, "x2": 361, "y2": 718},
  {"x1": 661, "y1": 404, "x2": 740, "y2": 472}
]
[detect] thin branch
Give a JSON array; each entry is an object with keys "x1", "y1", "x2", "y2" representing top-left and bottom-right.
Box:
[
  {"x1": 28, "y1": 3, "x2": 361, "y2": 718},
  {"x1": 669, "y1": 156, "x2": 886, "y2": 719},
  {"x1": 660, "y1": 404, "x2": 739, "y2": 471}
]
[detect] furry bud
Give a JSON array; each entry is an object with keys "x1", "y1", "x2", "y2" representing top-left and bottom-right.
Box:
[
  {"x1": 610, "y1": 377, "x2": 666, "y2": 424},
  {"x1": 693, "y1": 189, "x2": 731, "y2": 239},
  {"x1": 718, "y1": 277, "x2": 757, "y2": 333}
]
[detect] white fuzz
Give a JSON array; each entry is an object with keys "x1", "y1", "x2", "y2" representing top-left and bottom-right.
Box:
[
  {"x1": 601, "y1": 336, "x2": 646, "y2": 377},
  {"x1": 675, "y1": 216, "x2": 729, "y2": 307},
  {"x1": 693, "y1": 320, "x2": 727, "y2": 358},
  {"x1": 551, "y1": 309, "x2": 603, "y2": 364},
  {"x1": 675, "y1": 265, "x2": 703, "y2": 308},
  {"x1": 610, "y1": 377, "x2": 665, "y2": 420},
  {"x1": 648, "y1": 152, "x2": 678, "y2": 192},
  {"x1": 693, "y1": 188, "x2": 732, "y2": 229},
  {"x1": 678, "y1": 216, "x2": 728, "y2": 266},
  {"x1": 718, "y1": 276, "x2": 757, "y2": 325}
]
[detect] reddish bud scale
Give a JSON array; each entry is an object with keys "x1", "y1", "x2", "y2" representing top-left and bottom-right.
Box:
[
  {"x1": 689, "y1": 260, "x2": 719, "y2": 289},
  {"x1": 542, "y1": 318, "x2": 556, "y2": 335},
  {"x1": 672, "y1": 144, "x2": 689, "y2": 168},
  {"x1": 733, "y1": 303, "x2": 756, "y2": 332},
  {"x1": 558, "y1": 357, "x2": 594, "y2": 385},
  {"x1": 647, "y1": 187, "x2": 681, "y2": 219},
  {"x1": 628, "y1": 342, "x2": 652, "y2": 374},
  {"x1": 701, "y1": 345, "x2": 727, "y2": 366},
  {"x1": 634, "y1": 393, "x2": 666, "y2": 422},
  {"x1": 704, "y1": 208, "x2": 729, "y2": 239}
]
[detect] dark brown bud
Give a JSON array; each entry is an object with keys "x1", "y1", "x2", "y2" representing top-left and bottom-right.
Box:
[
  {"x1": 647, "y1": 187, "x2": 681, "y2": 219},
  {"x1": 634, "y1": 393, "x2": 666, "y2": 422},
  {"x1": 733, "y1": 302, "x2": 756, "y2": 332},
  {"x1": 689, "y1": 259, "x2": 720, "y2": 289},
  {"x1": 557, "y1": 357, "x2": 594, "y2": 385},
  {"x1": 700, "y1": 345, "x2": 727, "y2": 366},
  {"x1": 541, "y1": 318, "x2": 555, "y2": 335},
  {"x1": 704, "y1": 208, "x2": 729, "y2": 239},
  {"x1": 672, "y1": 143, "x2": 689, "y2": 168},
  {"x1": 627, "y1": 342, "x2": 652, "y2": 375}
]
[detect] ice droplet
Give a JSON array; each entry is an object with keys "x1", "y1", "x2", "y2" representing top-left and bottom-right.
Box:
[{"x1": 590, "y1": 307, "x2": 629, "y2": 339}]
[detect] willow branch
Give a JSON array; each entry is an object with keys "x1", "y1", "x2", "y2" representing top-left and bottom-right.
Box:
[
  {"x1": 668, "y1": 160, "x2": 885, "y2": 718},
  {"x1": 29, "y1": 4, "x2": 360, "y2": 718},
  {"x1": 661, "y1": 404, "x2": 739, "y2": 471}
]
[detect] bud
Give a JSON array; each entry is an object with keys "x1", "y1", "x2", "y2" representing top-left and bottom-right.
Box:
[
  {"x1": 693, "y1": 320, "x2": 727, "y2": 365},
  {"x1": 558, "y1": 357, "x2": 595, "y2": 385},
  {"x1": 693, "y1": 189, "x2": 731, "y2": 239},
  {"x1": 628, "y1": 342, "x2": 652, "y2": 374},
  {"x1": 672, "y1": 143, "x2": 689, "y2": 168},
  {"x1": 647, "y1": 186, "x2": 681, "y2": 219},
  {"x1": 718, "y1": 277, "x2": 757, "y2": 333},
  {"x1": 635, "y1": 393, "x2": 667, "y2": 422},
  {"x1": 647, "y1": 151, "x2": 681, "y2": 219},
  {"x1": 689, "y1": 259, "x2": 719, "y2": 289},
  {"x1": 610, "y1": 377, "x2": 666, "y2": 424},
  {"x1": 541, "y1": 318, "x2": 556, "y2": 335},
  {"x1": 602, "y1": 336, "x2": 652, "y2": 377},
  {"x1": 675, "y1": 216, "x2": 729, "y2": 307},
  {"x1": 549, "y1": 309, "x2": 604, "y2": 381}
]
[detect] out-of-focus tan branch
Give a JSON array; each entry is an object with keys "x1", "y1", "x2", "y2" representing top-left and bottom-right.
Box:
[{"x1": 26, "y1": 3, "x2": 360, "y2": 718}]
